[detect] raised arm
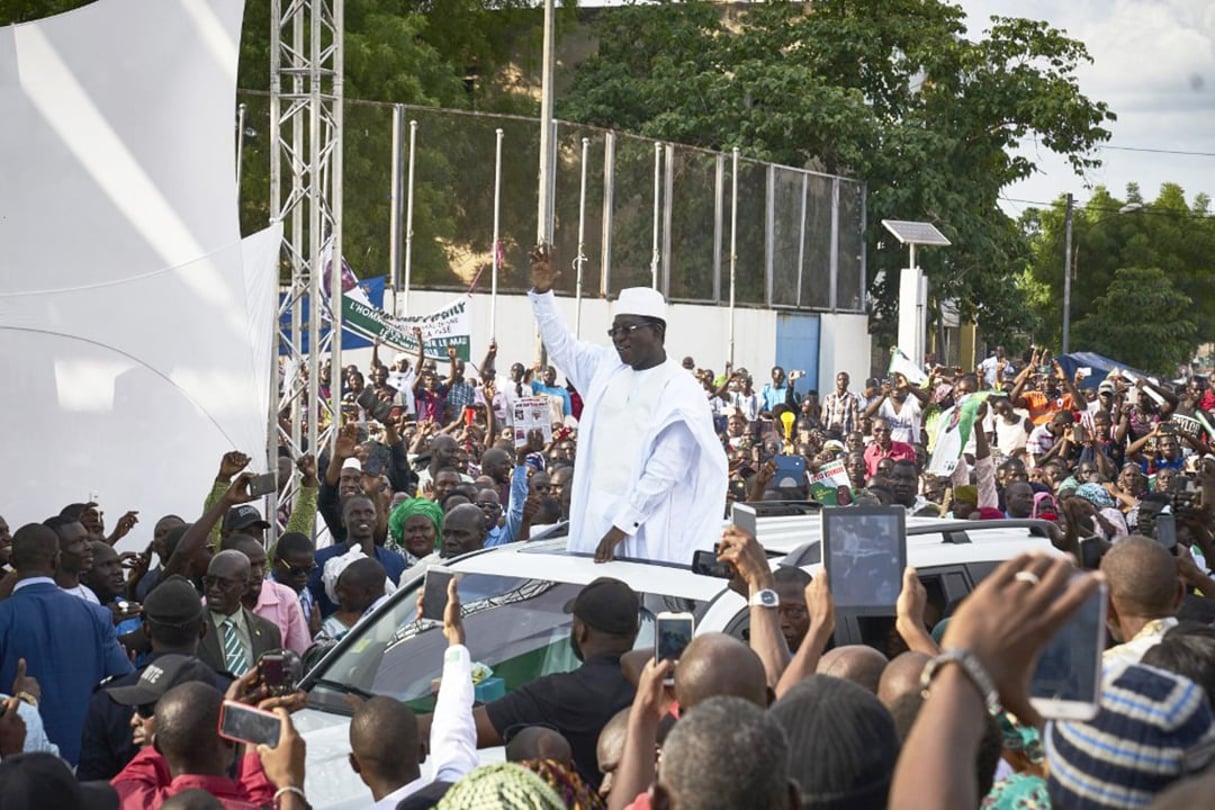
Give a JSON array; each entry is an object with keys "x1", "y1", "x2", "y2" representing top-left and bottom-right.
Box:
[
  {"x1": 411, "y1": 326, "x2": 427, "y2": 396},
  {"x1": 528, "y1": 243, "x2": 612, "y2": 393},
  {"x1": 774, "y1": 568, "x2": 835, "y2": 699},
  {"x1": 1008, "y1": 349, "x2": 1038, "y2": 409},
  {"x1": 166, "y1": 473, "x2": 257, "y2": 579},
  {"x1": 480, "y1": 339, "x2": 498, "y2": 381},
  {"x1": 717, "y1": 527, "x2": 789, "y2": 688}
]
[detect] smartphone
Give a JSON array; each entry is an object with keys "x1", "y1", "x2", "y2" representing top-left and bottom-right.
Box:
[
  {"x1": 732, "y1": 502, "x2": 757, "y2": 537},
  {"x1": 421, "y1": 567, "x2": 454, "y2": 622},
  {"x1": 773, "y1": 455, "x2": 808, "y2": 490},
  {"x1": 218, "y1": 700, "x2": 282, "y2": 747},
  {"x1": 1029, "y1": 579, "x2": 1108, "y2": 720},
  {"x1": 248, "y1": 473, "x2": 277, "y2": 498},
  {"x1": 821, "y1": 506, "x2": 907, "y2": 612},
  {"x1": 260, "y1": 652, "x2": 287, "y2": 693},
  {"x1": 691, "y1": 549, "x2": 733, "y2": 579},
  {"x1": 1155, "y1": 512, "x2": 1177, "y2": 551},
  {"x1": 655, "y1": 612, "x2": 695, "y2": 684}
]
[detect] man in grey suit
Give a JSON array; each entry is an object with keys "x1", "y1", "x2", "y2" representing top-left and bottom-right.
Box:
[{"x1": 198, "y1": 550, "x2": 281, "y2": 676}]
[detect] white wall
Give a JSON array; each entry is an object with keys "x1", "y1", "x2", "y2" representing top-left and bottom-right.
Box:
[
  {"x1": 351, "y1": 289, "x2": 868, "y2": 387},
  {"x1": 818, "y1": 312, "x2": 873, "y2": 391}
]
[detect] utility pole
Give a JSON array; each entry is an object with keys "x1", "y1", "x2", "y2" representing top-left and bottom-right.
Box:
[{"x1": 1062, "y1": 192, "x2": 1074, "y2": 354}]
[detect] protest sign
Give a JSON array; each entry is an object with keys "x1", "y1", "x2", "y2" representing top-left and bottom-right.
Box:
[
  {"x1": 809, "y1": 459, "x2": 851, "y2": 505},
  {"x1": 512, "y1": 396, "x2": 553, "y2": 450}
]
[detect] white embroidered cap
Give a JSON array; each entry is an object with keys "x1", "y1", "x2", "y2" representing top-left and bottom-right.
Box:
[{"x1": 613, "y1": 287, "x2": 667, "y2": 322}]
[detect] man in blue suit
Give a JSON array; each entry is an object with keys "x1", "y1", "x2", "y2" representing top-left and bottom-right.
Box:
[{"x1": 0, "y1": 523, "x2": 132, "y2": 765}]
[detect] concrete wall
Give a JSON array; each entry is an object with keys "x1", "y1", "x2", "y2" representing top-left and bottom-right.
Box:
[{"x1": 343, "y1": 289, "x2": 871, "y2": 390}]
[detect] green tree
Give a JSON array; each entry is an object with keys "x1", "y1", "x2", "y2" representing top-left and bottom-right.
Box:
[
  {"x1": 558, "y1": 0, "x2": 1114, "y2": 345},
  {"x1": 1071, "y1": 267, "x2": 1196, "y2": 375},
  {"x1": 1025, "y1": 184, "x2": 1215, "y2": 349}
]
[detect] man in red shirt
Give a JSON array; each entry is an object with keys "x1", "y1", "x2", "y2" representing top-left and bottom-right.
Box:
[
  {"x1": 863, "y1": 418, "x2": 917, "y2": 478},
  {"x1": 111, "y1": 682, "x2": 276, "y2": 809}
]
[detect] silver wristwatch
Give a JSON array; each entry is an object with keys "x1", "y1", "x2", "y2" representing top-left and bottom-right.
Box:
[
  {"x1": 748, "y1": 588, "x2": 779, "y2": 608},
  {"x1": 920, "y1": 649, "x2": 1002, "y2": 716}
]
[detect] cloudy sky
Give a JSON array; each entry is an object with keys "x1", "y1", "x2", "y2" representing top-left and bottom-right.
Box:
[{"x1": 960, "y1": 0, "x2": 1215, "y2": 215}]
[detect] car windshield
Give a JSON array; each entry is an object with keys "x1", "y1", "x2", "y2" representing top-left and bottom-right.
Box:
[{"x1": 306, "y1": 572, "x2": 701, "y2": 715}]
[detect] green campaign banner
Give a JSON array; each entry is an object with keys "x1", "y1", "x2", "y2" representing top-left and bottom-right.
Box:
[{"x1": 341, "y1": 294, "x2": 471, "y2": 362}]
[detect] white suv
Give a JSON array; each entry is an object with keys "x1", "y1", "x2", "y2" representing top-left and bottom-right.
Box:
[{"x1": 292, "y1": 514, "x2": 1058, "y2": 810}]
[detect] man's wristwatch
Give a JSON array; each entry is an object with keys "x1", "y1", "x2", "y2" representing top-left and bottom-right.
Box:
[
  {"x1": 748, "y1": 589, "x2": 779, "y2": 608},
  {"x1": 920, "y1": 649, "x2": 1002, "y2": 716}
]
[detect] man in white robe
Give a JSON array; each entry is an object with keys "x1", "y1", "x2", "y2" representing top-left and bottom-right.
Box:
[{"x1": 527, "y1": 245, "x2": 728, "y2": 564}]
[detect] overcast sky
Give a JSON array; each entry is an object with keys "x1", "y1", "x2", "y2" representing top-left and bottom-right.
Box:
[{"x1": 960, "y1": 0, "x2": 1215, "y2": 215}]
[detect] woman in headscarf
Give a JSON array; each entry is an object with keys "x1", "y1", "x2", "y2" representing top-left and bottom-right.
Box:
[
  {"x1": 387, "y1": 498, "x2": 443, "y2": 564},
  {"x1": 518, "y1": 759, "x2": 604, "y2": 810},
  {"x1": 1074, "y1": 481, "x2": 1129, "y2": 540},
  {"x1": 436, "y1": 762, "x2": 565, "y2": 810}
]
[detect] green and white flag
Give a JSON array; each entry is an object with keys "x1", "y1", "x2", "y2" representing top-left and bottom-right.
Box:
[
  {"x1": 889, "y1": 347, "x2": 929, "y2": 385},
  {"x1": 927, "y1": 393, "x2": 992, "y2": 476}
]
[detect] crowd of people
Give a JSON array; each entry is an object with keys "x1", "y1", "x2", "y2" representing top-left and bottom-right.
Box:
[{"x1": 4, "y1": 242, "x2": 1215, "y2": 809}]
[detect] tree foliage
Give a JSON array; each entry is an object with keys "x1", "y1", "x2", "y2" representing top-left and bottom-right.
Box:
[
  {"x1": 558, "y1": 0, "x2": 1115, "y2": 346},
  {"x1": 1025, "y1": 184, "x2": 1215, "y2": 354},
  {"x1": 1071, "y1": 267, "x2": 1197, "y2": 375}
]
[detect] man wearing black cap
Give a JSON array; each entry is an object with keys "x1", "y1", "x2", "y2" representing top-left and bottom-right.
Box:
[
  {"x1": 419, "y1": 577, "x2": 639, "y2": 788},
  {"x1": 78, "y1": 576, "x2": 228, "y2": 780},
  {"x1": 221, "y1": 505, "x2": 272, "y2": 544}
]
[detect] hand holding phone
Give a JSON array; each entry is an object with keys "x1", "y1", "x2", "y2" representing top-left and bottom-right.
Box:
[
  {"x1": 247, "y1": 473, "x2": 277, "y2": 498},
  {"x1": 1029, "y1": 578, "x2": 1108, "y2": 720},
  {"x1": 421, "y1": 568, "x2": 455, "y2": 622},
  {"x1": 655, "y1": 612, "x2": 694, "y2": 685},
  {"x1": 218, "y1": 700, "x2": 282, "y2": 747}
]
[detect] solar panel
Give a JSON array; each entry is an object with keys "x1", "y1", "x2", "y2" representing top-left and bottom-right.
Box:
[{"x1": 881, "y1": 220, "x2": 951, "y2": 246}]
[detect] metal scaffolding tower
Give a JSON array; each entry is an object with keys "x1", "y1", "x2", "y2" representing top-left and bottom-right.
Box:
[{"x1": 270, "y1": 0, "x2": 344, "y2": 519}]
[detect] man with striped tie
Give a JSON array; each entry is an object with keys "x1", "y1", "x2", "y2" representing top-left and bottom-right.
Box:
[{"x1": 197, "y1": 550, "x2": 281, "y2": 677}]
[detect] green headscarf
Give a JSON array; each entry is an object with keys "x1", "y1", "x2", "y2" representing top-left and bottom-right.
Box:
[
  {"x1": 436, "y1": 762, "x2": 566, "y2": 810},
  {"x1": 387, "y1": 498, "x2": 443, "y2": 549}
]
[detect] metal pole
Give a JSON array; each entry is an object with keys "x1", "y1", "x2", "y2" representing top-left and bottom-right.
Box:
[
  {"x1": 1062, "y1": 192, "x2": 1074, "y2": 354},
  {"x1": 651, "y1": 141, "x2": 661, "y2": 289},
  {"x1": 236, "y1": 103, "x2": 247, "y2": 188},
  {"x1": 388, "y1": 105, "x2": 404, "y2": 302},
  {"x1": 329, "y1": 0, "x2": 345, "y2": 454},
  {"x1": 537, "y1": 0, "x2": 555, "y2": 244},
  {"x1": 575, "y1": 136, "x2": 590, "y2": 338},
  {"x1": 728, "y1": 147, "x2": 739, "y2": 365},
  {"x1": 491, "y1": 128, "x2": 504, "y2": 338},
  {"x1": 600, "y1": 132, "x2": 615, "y2": 296},
  {"x1": 402, "y1": 119, "x2": 418, "y2": 315}
]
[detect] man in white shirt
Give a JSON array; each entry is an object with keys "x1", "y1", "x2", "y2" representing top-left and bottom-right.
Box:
[
  {"x1": 863, "y1": 375, "x2": 929, "y2": 445},
  {"x1": 1100, "y1": 535, "x2": 1182, "y2": 666},
  {"x1": 44, "y1": 517, "x2": 100, "y2": 604},
  {"x1": 528, "y1": 244, "x2": 727, "y2": 565},
  {"x1": 977, "y1": 346, "x2": 1007, "y2": 389},
  {"x1": 351, "y1": 578, "x2": 476, "y2": 808}
]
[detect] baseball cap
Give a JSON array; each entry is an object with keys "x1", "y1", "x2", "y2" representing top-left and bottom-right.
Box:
[
  {"x1": 106, "y1": 654, "x2": 217, "y2": 707},
  {"x1": 1098, "y1": 379, "x2": 1116, "y2": 394},
  {"x1": 564, "y1": 577, "x2": 639, "y2": 636},
  {"x1": 144, "y1": 575, "x2": 205, "y2": 626},
  {"x1": 223, "y1": 505, "x2": 270, "y2": 532}
]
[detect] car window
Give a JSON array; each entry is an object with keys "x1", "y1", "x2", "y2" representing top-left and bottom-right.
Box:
[{"x1": 306, "y1": 573, "x2": 701, "y2": 715}]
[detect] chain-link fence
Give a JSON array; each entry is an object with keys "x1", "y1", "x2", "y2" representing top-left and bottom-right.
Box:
[{"x1": 238, "y1": 95, "x2": 866, "y2": 312}]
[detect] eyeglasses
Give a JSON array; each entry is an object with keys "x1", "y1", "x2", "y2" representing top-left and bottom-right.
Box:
[
  {"x1": 281, "y1": 562, "x2": 317, "y2": 576},
  {"x1": 203, "y1": 574, "x2": 246, "y2": 590},
  {"x1": 606, "y1": 323, "x2": 647, "y2": 339},
  {"x1": 476, "y1": 501, "x2": 502, "y2": 511},
  {"x1": 135, "y1": 703, "x2": 155, "y2": 720},
  {"x1": 872, "y1": 427, "x2": 890, "y2": 434}
]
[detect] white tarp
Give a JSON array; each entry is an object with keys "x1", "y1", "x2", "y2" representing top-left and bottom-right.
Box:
[{"x1": 0, "y1": 0, "x2": 271, "y2": 544}]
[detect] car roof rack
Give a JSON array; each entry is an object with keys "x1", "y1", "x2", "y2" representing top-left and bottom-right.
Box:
[{"x1": 746, "y1": 501, "x2": 823, "y2": 517}]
